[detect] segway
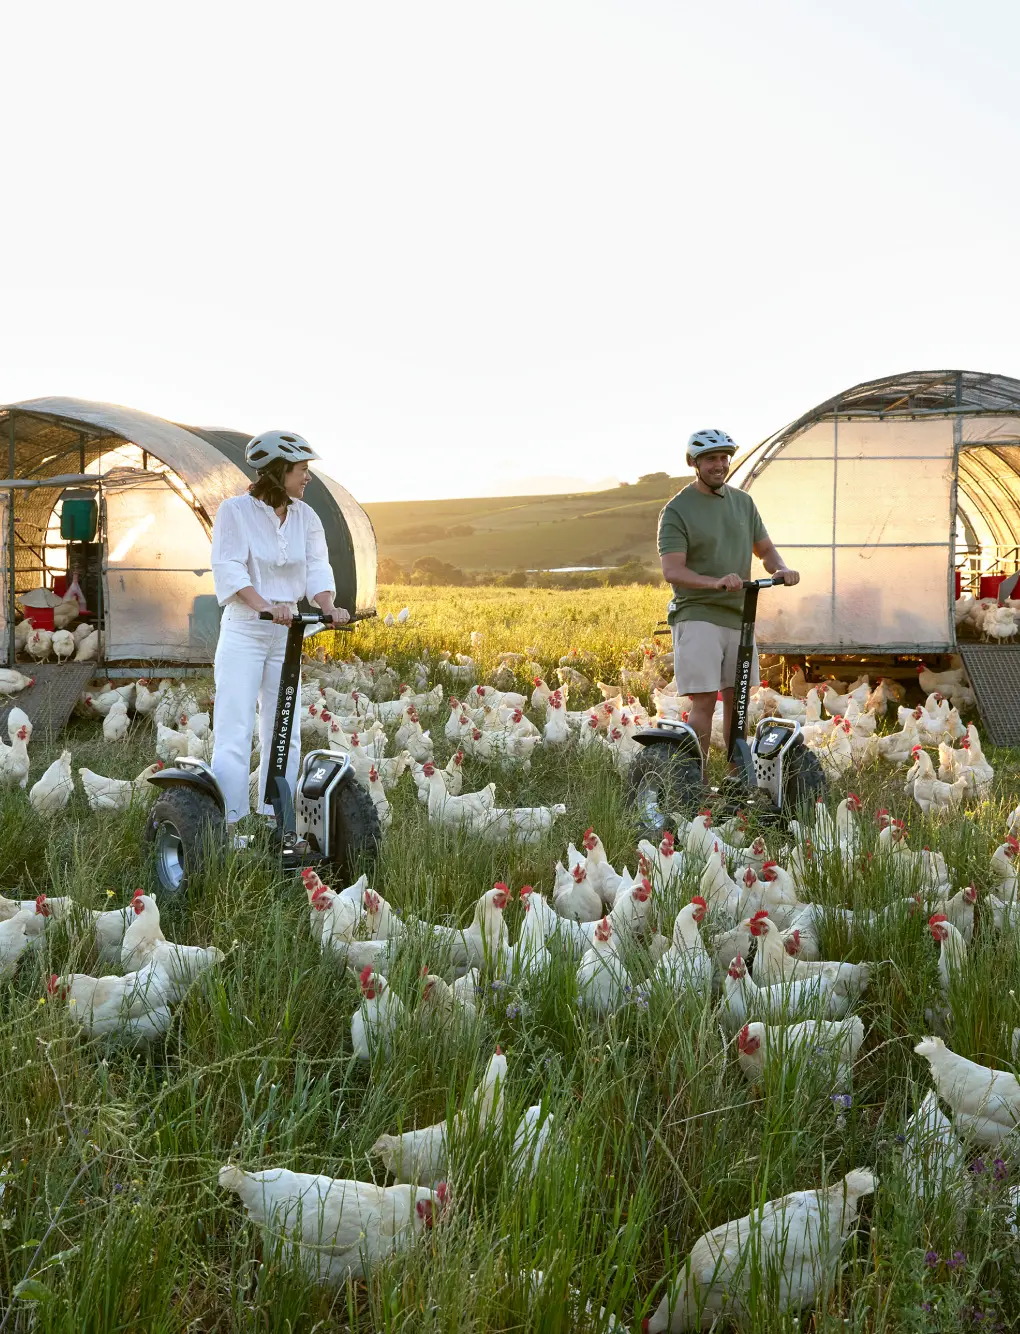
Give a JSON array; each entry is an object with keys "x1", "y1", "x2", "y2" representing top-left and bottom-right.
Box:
[
  {"x1": 627, "y1": 576, "x2": 825, "y2": 834},
  {"x1": 145, "y1": 611, "x2": 381, "y2": 893}
]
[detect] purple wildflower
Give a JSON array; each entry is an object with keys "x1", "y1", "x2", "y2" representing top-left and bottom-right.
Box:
[
  {"x1": 993, "y1": 1158, "x2": 1009, "y2": 1181},
  {"x1": 924, "y1": 1250, "x2": 939, "y2": 1268},
  {"x1": 970, "y1": 1159, "x2": 986, "y2": 1175},
  {"x1": 505, "y1": 1002, "x2": 520, "y2": 1020},
  {"x1": 947, "y1": 1250, "x2": 966, "y2": 1270}
]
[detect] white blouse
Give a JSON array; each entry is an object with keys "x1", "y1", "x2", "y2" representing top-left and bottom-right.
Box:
[{"x1": 211, "y1": 494, "x2": 336, "y2": 607}]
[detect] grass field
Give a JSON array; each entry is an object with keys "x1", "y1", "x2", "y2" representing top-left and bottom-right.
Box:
[
  {"x1": 365, "y1": 476, "x2": 690, "y2": 573},
  {"x1": 2, "y1": 586, "x2": 1020, "y2": 1331}
]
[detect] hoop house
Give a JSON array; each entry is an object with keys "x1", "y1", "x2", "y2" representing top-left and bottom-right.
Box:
[
  {"x1": 0, "y1": 397, "x2": 377, "y2": 666},
  {"x1": 732, "y1": 370, "x2": 1020, "y2": 652}
]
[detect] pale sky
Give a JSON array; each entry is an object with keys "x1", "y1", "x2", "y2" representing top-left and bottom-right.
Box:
[{"x1": 2, "y1": 1, "x2": 1018, "y2": 502}]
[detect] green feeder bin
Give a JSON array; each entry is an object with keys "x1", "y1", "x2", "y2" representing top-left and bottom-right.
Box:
[{"x1": 60, "y1": 497, "x2": 98, "y2": 542}]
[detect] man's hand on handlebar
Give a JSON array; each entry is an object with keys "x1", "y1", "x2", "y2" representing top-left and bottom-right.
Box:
[
  {"x1": 714, "y1": 573, "x2": 745, "y2": 592},
  {"x1": 774, "y1": 569, "x2": 800, "y2": 586}
]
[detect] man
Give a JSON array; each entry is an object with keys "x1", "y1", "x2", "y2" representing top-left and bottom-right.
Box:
[{"x1": 657, "y1": 429, "x2": 799, "y2": 777}]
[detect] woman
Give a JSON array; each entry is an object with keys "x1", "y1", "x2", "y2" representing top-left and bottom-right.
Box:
[{"x1": 210, "y1": 430, "x2": 349, "y2": 827}]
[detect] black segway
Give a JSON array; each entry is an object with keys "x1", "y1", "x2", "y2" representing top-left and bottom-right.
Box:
[
  {"x1": 627, "y1": 576, "x2": 825, "y2": 833},
  {"x1": 145, "y1": 611, "x2": 380, "y2": 893}
]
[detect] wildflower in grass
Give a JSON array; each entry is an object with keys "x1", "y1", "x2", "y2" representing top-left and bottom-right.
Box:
[
  {"x1": 993, "y1": 1158, "x2": 1008, "y2": 1181},
  {"x1": 970, "y1": 1159, "x2": 986, "y2": 1175},
  {"x1": 831, "y1": 1093, "x2": 852, "y2": 1110},
  {"x1": 947, "y1": 1250, "x2": 966, "y2": 1270},
  {"x1": 924, "y1": 1250, "x2": 940, "y2": 1268},
  {"x1": 490, "y1": 979, "x2": 506, "y2": 994},
  {"x1": 505, "y1": 1002, "x2": 520, "y2": 1020}
]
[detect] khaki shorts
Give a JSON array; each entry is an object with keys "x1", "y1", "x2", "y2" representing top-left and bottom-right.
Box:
[{"x1": 672, "y1": 620, "x2": 760, "y2": 696}]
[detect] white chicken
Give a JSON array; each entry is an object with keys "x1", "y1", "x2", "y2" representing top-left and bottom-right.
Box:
[
  {"x1": 78, "y1": 762, "x2": 164, "y2": 813},
  {"x1": 643, "y1": 1167, "x2": 877, "y2": 1332},
  {"x1": 351, "y1": 966, "x2": 407, "y2": 1059},
  {"x1": 102, "y1": 699, "x2": 131, "y2": 743},
  {"x1": 552, "y1": 862, "x2": 603, "y2": 923},
  {"x1": 654, "y1": 897, "x2": 712, "y2": 998},
  {"x1": 120, "y1": 892, "x2": 167, "y2": 969},
  {"x1": 51, "y1": 628, "x2": 76, "y2": 662},
  {"x1": 218, "y1": 1165, "x2": 447, "y2": 1286},
  {"x1": 48, "y1": 968, "x2": 173, "y2": 1046},
  {"x1": 25, "y1": 627, "x2": 53, "y2": 662},
  {"x1": 0, "y1": 911, "x2": 35, "y2": 979},
  {"x1": 156, "y1": 724, "x2": 191, "y2": 765},
  {"x1": 576, "y1": 917, "x2": 631, "y2": 1014},
  {"x1": 29, "y1": 749, "x2": 74, "y2": 817},
  {"x1": 914, "y1": 1036, "x2": 1020, "y2": 1147},
  {"x1": 371, "y1": 1047, "x2": 506, "y2": 1185},
  {"x1": 736, "y1": 1017, "x2": 865, "y2": 1090},
  {"x1": 901, "y1": 1089, "x2": 969, "y2": 1215},
  {"x1": 929, "y1": 913, "x2": 967, "y2": 997}
]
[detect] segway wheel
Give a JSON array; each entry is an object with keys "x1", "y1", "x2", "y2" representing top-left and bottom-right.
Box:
[
  {"x1": 627, "y1": 745, "x2": 703, "y2": 837},
  {"x1": 145, "y1": 788, "x2": 225, "y2": 895},
  {"x1": 781, "y1": 739, "x2": 827, "y2": 814},
  {"x1": 328, "y1": 774, "x2": 382, "y2": 877}
]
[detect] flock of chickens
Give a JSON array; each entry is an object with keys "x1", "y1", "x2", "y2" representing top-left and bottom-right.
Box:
[{"x1": 7, "y1": 628, "x2": 1020, "y2": 1329}]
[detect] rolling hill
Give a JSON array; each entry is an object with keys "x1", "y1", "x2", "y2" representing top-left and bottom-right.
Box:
[{"x1": 365, "y1": 473, "x2": 691, "y2": 573}]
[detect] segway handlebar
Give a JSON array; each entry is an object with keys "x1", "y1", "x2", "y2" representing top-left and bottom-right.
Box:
[
  {"x1": 257, "y1": 610, "x2": 375, "y2": 624},
  {"x1": 742, "y1": 576, "x2": 789, "y2": 589}
]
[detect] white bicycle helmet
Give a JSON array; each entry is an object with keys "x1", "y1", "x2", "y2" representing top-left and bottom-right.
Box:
[
  {"x1": 686, "y1": 428, "x2": 737, "y2": 458},
  {"x1": 245, "y1": 430, "x2": 320, "y2": 469}
]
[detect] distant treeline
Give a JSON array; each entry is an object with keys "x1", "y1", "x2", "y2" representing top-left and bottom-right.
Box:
[{"x1": 378, "y1": 556, "x2": 662, "y2": 589}]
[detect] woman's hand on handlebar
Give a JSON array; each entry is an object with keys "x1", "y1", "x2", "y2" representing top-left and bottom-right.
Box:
[
  {"x1": 267, "y1": 602, "x2": 294, "y2": 625},
  {"x1": 319, "y1": 605, "x2": 351, "y2": 626},
  {"x1": 714, "y1": 573, "x2": 745, "y2": 592}
]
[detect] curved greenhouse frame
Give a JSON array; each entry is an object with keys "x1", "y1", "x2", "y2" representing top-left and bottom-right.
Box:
[
  {"x1": 0, "y1": 397, "x2": 377, "y2": 665},
  {"x1": 733, "y1": 370, "x2": 1020, "y2": 652}
]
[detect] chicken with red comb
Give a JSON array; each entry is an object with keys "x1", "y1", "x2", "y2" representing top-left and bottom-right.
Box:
[
  {"x1": 351, "y1": 967, "x2": 406, "y2": 1060},
  {"x1": 218, "y1": 1163, "x2": 447, "y2": 1285}
]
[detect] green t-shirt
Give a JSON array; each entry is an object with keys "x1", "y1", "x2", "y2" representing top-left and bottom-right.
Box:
[{"x1": 657, "y1": 484, "x2": 767, "y2": 629}]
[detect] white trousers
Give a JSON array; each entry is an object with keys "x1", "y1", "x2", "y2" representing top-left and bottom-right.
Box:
[{"x1": 211, "y1": 605, "x2": 302, "y2": 823}]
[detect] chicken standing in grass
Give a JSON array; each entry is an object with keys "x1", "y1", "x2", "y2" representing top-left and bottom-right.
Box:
[
  {"x1": 642, "y1": 1167, "x2": 877, "y2": 1332},
  {"x1": 29, "y1": 749, "x2": 74, "y2": 817},
  {"x1": 48, "y1": 969, "x2": 173, "y2": 1046},
  {"x1": 218, "y1": 1165, "x2": 447, "y2": 1285},
  {"x1": 351, "y1": 966, "x2": 407, "y2": 1059},
  {"x1": 913, "y1": 1036, "x2": 1020, "y2": 1147},
  {"x1": 576, "y1": 918, "x2": 631, "y2": 1014}
]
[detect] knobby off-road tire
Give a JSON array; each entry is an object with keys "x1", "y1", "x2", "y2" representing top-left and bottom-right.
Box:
[
  {"x1": 627, "y1": 744, "x2": 704, "y2": 838},
  {"x1": 782, "y1": 739, "x2": 827, "y2": 814},
  {"x1": 145, "y1": 788, "x2": 225, "y2": 896},
  {"x1": 329, "y1": 775, "x2": 382, "y2": 877}
]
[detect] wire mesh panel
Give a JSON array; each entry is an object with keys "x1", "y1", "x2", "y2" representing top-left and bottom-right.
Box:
[{"x1": 956, "y1": 646, "x2": 1020, "y2": 746}]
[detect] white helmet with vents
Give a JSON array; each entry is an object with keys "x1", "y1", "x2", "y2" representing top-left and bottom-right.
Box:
[
  {"x1": 244, "y1": 430, "x2": 320, "y2": 469},
  {"x1": 686, "y1": 429, "x2": 737, "y2": 459}
]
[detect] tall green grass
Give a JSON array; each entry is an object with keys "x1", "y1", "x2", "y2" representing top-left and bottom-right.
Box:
[{"x1": 0, "y1": 591, "x2": 1018, "y2": 1331}]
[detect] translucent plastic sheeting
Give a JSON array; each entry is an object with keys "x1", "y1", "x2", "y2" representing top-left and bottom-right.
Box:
[
  {"x1": 960, "y1": 416, "x2": 1020, "y2": 444},
  {"x1": 743, "y1": 416, "x2": 955, "y2": 649},
  {"x1": 313, "y1": 469, "x2": 378, "y2": 614},
  {"x1": 104, "y1": 473, "x2": 219, "y2": 662}
]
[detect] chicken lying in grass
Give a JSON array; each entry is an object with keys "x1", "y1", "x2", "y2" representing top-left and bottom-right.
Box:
[
  {"x1": 371, "y1": 1048, "x2": 506, "y2": 1186},
  {"x1": 218, "y1": 1165, "x2": 448, "y2": 1286},
  {"x1": 420, "y1": 966, "x2": 479, "y2": 1021},
  {"x1": 642, "y1": 1167, "x2": 877, "y2": 1333},
  {"x1": 745, "y1": 911, "x2": 871, "y2": 1004},
  {"x1": 48, "y1": 969, "x2": 173, "y2": 1046},
  {"x1": 736, "y1": 1017, "x2": 864, "y2": 1091},
  {"x1": 78, "y1": 763, "x2": 164, "y2": 813}
]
